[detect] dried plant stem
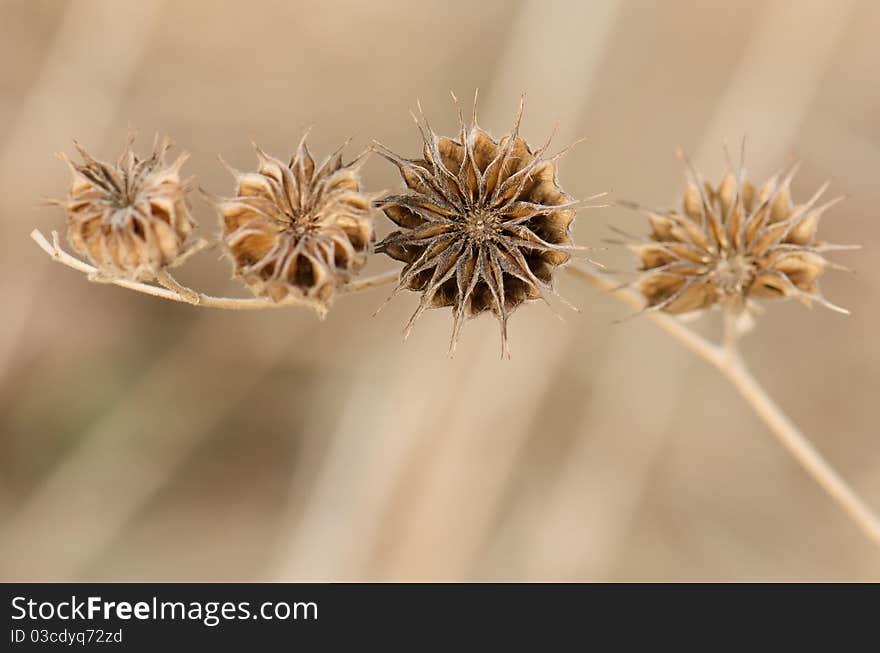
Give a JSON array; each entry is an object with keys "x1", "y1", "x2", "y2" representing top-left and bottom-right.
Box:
[
  {"x1": 565, "y1": 263, "x2": 880, "y2": 547},
  {"x1": 721, "y1": 353, "x2": 880, "y2": 544},
  {"x1": 155, "y1": 271, "x2": 200, "y2": 305},
  {"x1": 722, "y1": 306, "x2": 741, "y2": 358},
  {"x1": 30, "y1": 229, "x2": 399, "y2": 310},
  {"x1": 345, "y1": 270, "x2": 402, "y2": 293}
]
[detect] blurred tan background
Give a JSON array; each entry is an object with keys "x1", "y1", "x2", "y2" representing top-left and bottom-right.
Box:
[{"x1": 0, "y1": 0, "x2": 878, "y2": 581}]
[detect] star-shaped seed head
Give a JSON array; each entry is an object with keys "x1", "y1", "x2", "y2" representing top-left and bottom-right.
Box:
[
  {"x1": 630, "y1": 150, "x2": 853, "y2": 319},
  {"x1": 375, "y1": 96, "x2": 582, "y2": 357},
  {"x1": 60, "y1": 136, "x2": 197, "y2": 281},
  {"x1": 217, "y1": 135, "x2": 375, "y2": 314}
]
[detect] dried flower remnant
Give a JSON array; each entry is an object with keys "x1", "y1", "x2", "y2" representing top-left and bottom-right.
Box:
[
  {"x1": 629, "y1": 152, "x2": 853, "y2": 320},
  {"x1": 59, "y1": 137, "x2": 197, "y2": 281},
  {"x1": 216, "y1": 136, "x2": 375, "y2": 314},
  {"x1": 376, "y1": 96, "x2": 585, "y2": 357}
]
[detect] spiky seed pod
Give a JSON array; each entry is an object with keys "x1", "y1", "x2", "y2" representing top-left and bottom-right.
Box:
[
  {"x1": 217, "y1": 136, "x2": 374, "y2": 313},
  {"x1": 60, "y1": 137, "x2": 196, "y2": 281},
  {"x1": 631, "y1": 154, "x2": 852, "y2": 317},
  {"x1": 375, "y1": 97, "x2": 581, "y2": 356}
]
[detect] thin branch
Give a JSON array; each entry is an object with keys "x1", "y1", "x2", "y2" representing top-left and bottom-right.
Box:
[
  {"x1": 722, "y1": 305, "x2": 741, "y2": 359},
  {"x1": 565, "y1": 263, "x2": 880, "y2": 547},
  {"x1": 345, "y1": 269, "x2": 401, "y2": 293},
  {"x1": 30, "y1": 229, "x2": 399, "y2": 310},
  {"x1": 564, "y1": 264, "x2": 725, "y2": 368},
  {"x1": 721, "y1": 354, "x2": 880, "y2": 546},
  {"x1": 155, "y1": 271, "x2": 200, "y2": 305}
]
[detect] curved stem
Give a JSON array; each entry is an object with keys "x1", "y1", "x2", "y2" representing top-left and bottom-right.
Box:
[
  {"x1": 31, "y1": 229, "x2": 399, "y2": 311},
  {"x1": 565, "y1": 263, "x2": 880, "y2": 547},
  {"x1": 156, "y1": 271, "x2": 200, "y2": 305}
]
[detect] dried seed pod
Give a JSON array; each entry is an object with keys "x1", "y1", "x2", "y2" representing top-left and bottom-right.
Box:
[
  {"x1": 217, "y1": 136, "x2": 374, "y2": 313},
  {"x1": 60, "y1": 137, "x2": 197, "y2": 281},
  {"x1": 375, "y1": 97, "x2": 580, "y2": 356},
  {"x1": 630, "y1": 152, "x2": 852, "y2": 317}
]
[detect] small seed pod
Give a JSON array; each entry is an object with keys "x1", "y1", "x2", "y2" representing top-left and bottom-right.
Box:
[
  {"x1": 630, "y1": 153, "x2": 852, "y2": 317},
  {"x1": 375, "y1": 96, "x2": 581, "y2": 357},
  {"x1": 216, "y1": 136, "x2": 374, "y2": 313},
  {"x1": 60, "y1": 137, "x2": 197, "y2": 281}
]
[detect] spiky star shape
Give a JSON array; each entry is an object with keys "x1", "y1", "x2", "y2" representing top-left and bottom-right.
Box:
[
  {"x1": 629, "y1": 151, "x2": 853, "y2": 318},
  {"x1": 375, "y1": 97, "x2": 584, "y2": 357}
]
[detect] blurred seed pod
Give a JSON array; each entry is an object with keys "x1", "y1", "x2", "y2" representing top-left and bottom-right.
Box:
[
  {"x1": 375, "y1": 96, "x2": 582, "y2": 357},
  {"x1": 60, "y1": 137, "x2": 197, "y2": 281},
  {"x1": 628, "y1": 151, "x2": 854, "y2": 317},
  {"x1": 216, "y1": 136, "x2": 375, "y2": 313}
]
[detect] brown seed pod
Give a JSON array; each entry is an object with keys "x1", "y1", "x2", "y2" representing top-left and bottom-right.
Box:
[
  {"x1": 628, "y1": 152, "x2": 853, "y2": 317},
  {"x1": 216, "y1": 136, "x2": 375, "y2": 313},
  {"x1": 375, "y1": 96, "x2": 581, "y2": 356},
  {"x1": 60, "y1": 137, "x2": 197, "y2": 281}
]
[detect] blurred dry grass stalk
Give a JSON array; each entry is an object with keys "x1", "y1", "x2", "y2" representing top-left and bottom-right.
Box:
[{"x1": 2, "y1": 0, "x2": 879, "y2": 581}]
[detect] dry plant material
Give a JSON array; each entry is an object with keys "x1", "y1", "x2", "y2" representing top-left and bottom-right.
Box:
[
  {"x1": 58, "y1": 137, "x2": 197, "y2": 281},
  {"x1": 33, "y1": 115, "x2": 880, "y2": 548},
  {"x1": 629, "y1": 152, "x2": 851, "y2": 318},
  {"x1": 375, "y1": 97, "x2": 581, "y2": 356},
  {"x1": 217, "y1": 136, "x2": 375, "y2": 314}
]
